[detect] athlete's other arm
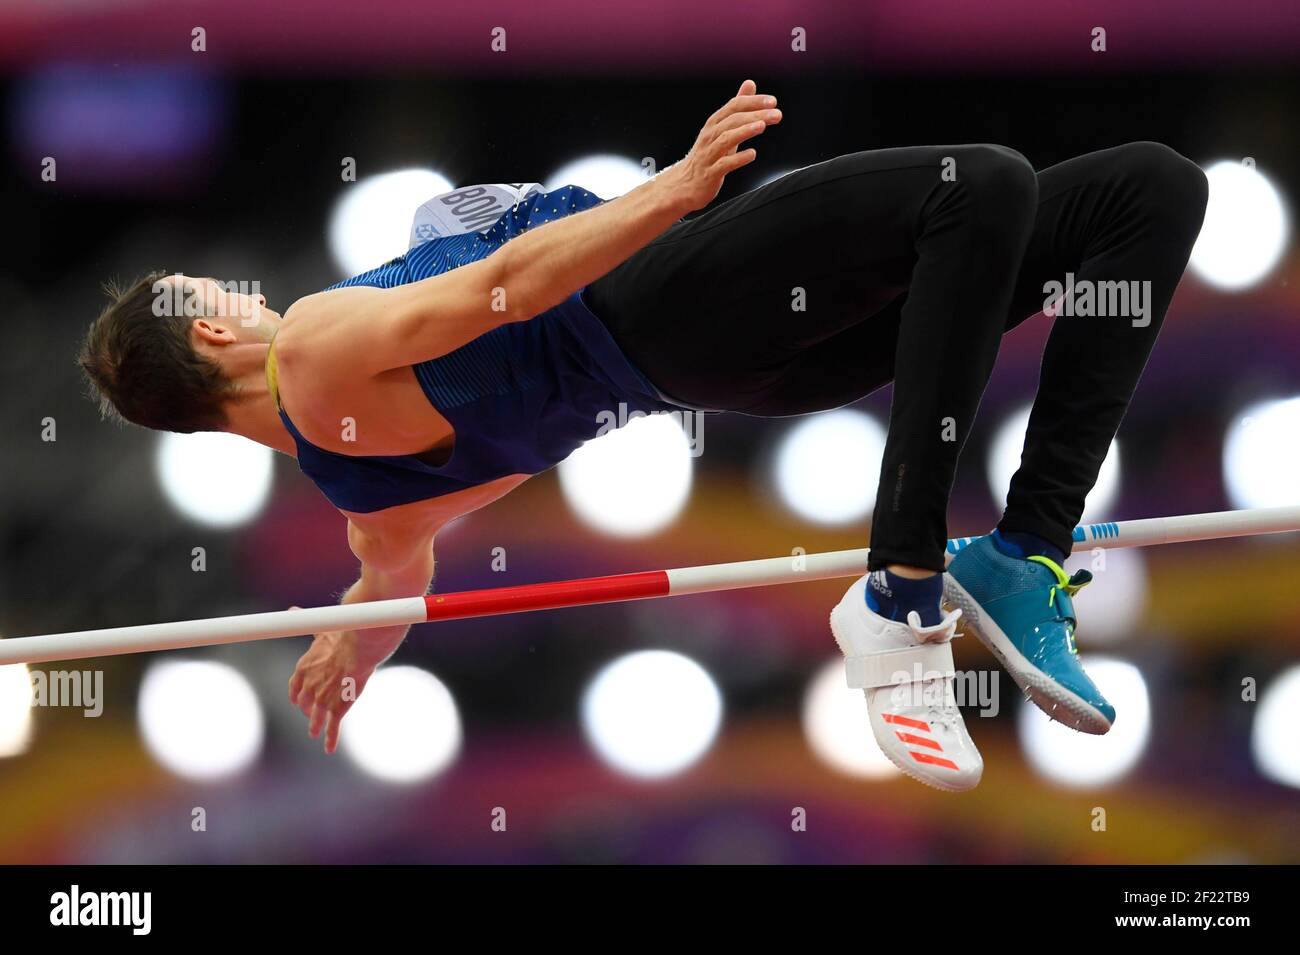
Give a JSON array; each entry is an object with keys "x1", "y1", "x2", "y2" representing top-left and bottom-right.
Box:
[
  {"x1": 287, "y1": 516, "x2": 438, "y2": 754},
  {"x1": 287, "y1": 476, "x2": 526, "y2": 753},
  {"x1": 276, "y1": 80, "x2": 780, "y2": 382}
]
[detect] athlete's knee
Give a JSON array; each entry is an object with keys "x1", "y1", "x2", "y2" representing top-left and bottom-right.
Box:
[
  {"x1": 951, "y1": 144, "x2": 1038, "y2": 224},
  {"x1": 1111, "y1": 141, "x2": 1209, "y2": 236}
]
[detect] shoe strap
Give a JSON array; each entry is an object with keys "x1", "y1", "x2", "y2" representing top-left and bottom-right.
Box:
[
  {"x1": 906, "y1": 606, "x2": 962, "y2": 642},
  {"x1": 845, "y1": 641, "x2": 956, "y2": 690}
]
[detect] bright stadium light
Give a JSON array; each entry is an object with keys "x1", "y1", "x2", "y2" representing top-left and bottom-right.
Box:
[
  {"x1": 987, "y1": 405, "x2": 1120, "y2": 520},
  {"x1": 1062, "y1": 547, "x2": 1148, "y2": 645},
  {"x1": 1189, "y1": 160, "x2": 1289, "y2": 291},
  {"x1": 1223, "y1": 397, "x2": 1300, "y2": 509},
  {"x1": 1252, "y1": 666, "x2": 1300, "y2": 789},
  {"x1": 802, "y1": 659, "x2": 899, "y2": 780},
  {"x1": 138, "y1": 661, "x2": 264, "y2": 781},
  {"x1": 774, "y1": 409, "x2": 886, "y2": 525},
  {"x1": 339, "y1": 666, "x2": 462, "y2": 785},
  {"x1": 329, "y1": 168, "x2": 454, "y2": 275},
  {"x1": 0, "y1": 664, "x2": 34, "y2": 758},
  {"x1": 581, "y1": 650, "x2": 723, "y2": 780},
  {"x1": 155, "y1": 431, "x2": 274, "y2": 529},
  {"x1": 546, "y1": 154, "x2": 648, "y2": 198},
  {"x1": 1017, "y1": 657, "x2": 1150, "y2": 787},
  {"x1": 558, "y1": 412, "x2": 693, "y2": 538}
]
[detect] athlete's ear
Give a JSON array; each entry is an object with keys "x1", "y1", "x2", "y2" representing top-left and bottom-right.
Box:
[{"x1": 191, "y1": 318, "x2": 237, "y2": 345}]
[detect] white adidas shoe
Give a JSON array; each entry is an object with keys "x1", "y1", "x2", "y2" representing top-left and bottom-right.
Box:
[{"x1": 829, "y1": 574, "x2": 983, "y2": 792}]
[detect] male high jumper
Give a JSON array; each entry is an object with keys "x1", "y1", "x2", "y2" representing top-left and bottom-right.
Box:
[{"x1": 80, "y1": 81, "x2": 1208, "y2": 789}]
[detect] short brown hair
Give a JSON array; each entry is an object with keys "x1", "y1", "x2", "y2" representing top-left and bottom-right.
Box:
[{"x1": 78, "y1": 272, "x2": 235, "y2": 433}]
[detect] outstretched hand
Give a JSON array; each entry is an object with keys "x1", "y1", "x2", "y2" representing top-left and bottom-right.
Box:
[
  {"x1": 667, "y1": 79, "x2": 782, "y2": 212},
  {"x1": 288, "y1": 617, "x2": 378, "y2": 755}
]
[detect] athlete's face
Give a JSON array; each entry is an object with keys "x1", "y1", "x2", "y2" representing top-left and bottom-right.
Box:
[{"x1": 166, "y1": 274, "x2": 282, "y2": 344}]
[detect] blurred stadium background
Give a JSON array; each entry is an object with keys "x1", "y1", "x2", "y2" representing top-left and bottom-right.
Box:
[{"x1": 2, "y1": 1, "x2": 1299, "y2": 863}]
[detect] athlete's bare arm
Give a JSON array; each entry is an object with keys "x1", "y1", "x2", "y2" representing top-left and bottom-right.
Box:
[
  {"x1": 275, "y1": 80, "x2": 779, "y2": 389},
  {"x1": 288, "y1": 473, "x2": 528, "y2": 753},
  {"x1": 286, "y1": 517, "x2": 434, "y2": 752}
]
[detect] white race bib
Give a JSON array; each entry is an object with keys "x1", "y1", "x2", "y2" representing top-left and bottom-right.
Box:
[{"x1": 409, "y1": 182, "x2": 544, "y2": 247}]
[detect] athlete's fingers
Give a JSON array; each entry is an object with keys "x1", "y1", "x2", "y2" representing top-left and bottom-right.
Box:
[
  {"x1": 708, "y1": 100, "x2": 774, "y2": 134},
  {"x1": 711, "y1": 108, "x2": 781, "y2": 141},
  {"x1": 708, "y1": 96, "x2": 776, "y2": 130},
  {"x1": 324, "y1": 709, "x2": 344, "y2": 754},
  {"x1": 716, "y1": 94, "x2": 776, "y2": 116},
  {"x1": 736, "y1": 78, "x2": 757, "y2": 98},
  {"x1": 714, "y1": 121, "x2": 767, "y2": 157},
  {"x1": 706, "y1": 93, "x2": 776, "y2": 128},
  {"x1": 308, "y1": 702, "x2": 327, "y2": 739},
  {"x1": 715, "y1": 148, "x2": 759, "y2": 175},
  {"x1": 296, "y1": 688, "x2": 316, "y2": 716},
  {"x1": 713, "y1": 106, "x2": 780, "y2": 131}
]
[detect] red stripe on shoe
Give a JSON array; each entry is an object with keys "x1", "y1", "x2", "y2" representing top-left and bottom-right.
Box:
[
  {"x1": 910, "y1": 751, "x2": 960, "y2": 771},
  {"x1": 882, "y1": 713, "x2": 930, "y2": 731},
  {"x1": 895, "y1": 731, "x2": 943, "y2": 751}
]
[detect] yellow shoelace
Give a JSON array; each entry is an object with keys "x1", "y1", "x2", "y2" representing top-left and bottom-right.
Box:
[{"x1": 1027, "y1": 555, "x2": 1091, "y2": 653}]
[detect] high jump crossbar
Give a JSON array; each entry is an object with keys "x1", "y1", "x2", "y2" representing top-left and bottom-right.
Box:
[{"x1": 1, "y1": 505, "x2": 1297, "y2": 666}]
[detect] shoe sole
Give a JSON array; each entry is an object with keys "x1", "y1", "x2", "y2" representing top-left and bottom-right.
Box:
[
  {"x1": 942, "y1": 575, "x2": 1112, "y2": 736},
  {"x1": 828, "y1": 590, "x2": 980, "y2": 792}
]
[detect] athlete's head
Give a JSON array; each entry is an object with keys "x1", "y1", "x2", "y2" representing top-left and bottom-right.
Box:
[{"x1": 79, "y1": 272, "x2": 281, "y2": 433}]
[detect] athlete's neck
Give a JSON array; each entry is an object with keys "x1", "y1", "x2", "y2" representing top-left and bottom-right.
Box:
[{"x1": 218, "y1": 344, "x2": 297, "y2": 456}]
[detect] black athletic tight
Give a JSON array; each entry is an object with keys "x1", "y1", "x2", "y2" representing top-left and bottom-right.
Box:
[{"x1": 585, "y1": 143, "x2": 1209, "y2": 571}]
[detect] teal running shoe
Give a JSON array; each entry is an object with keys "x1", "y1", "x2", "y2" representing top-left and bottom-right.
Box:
[{"x1": 945, "y1": 536, "x2": 1114, "y2": 734}]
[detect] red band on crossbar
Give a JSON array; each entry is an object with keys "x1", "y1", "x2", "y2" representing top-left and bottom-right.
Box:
[{"x1": 422, "y1": 570, "x2": 671, "y2": 622}]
